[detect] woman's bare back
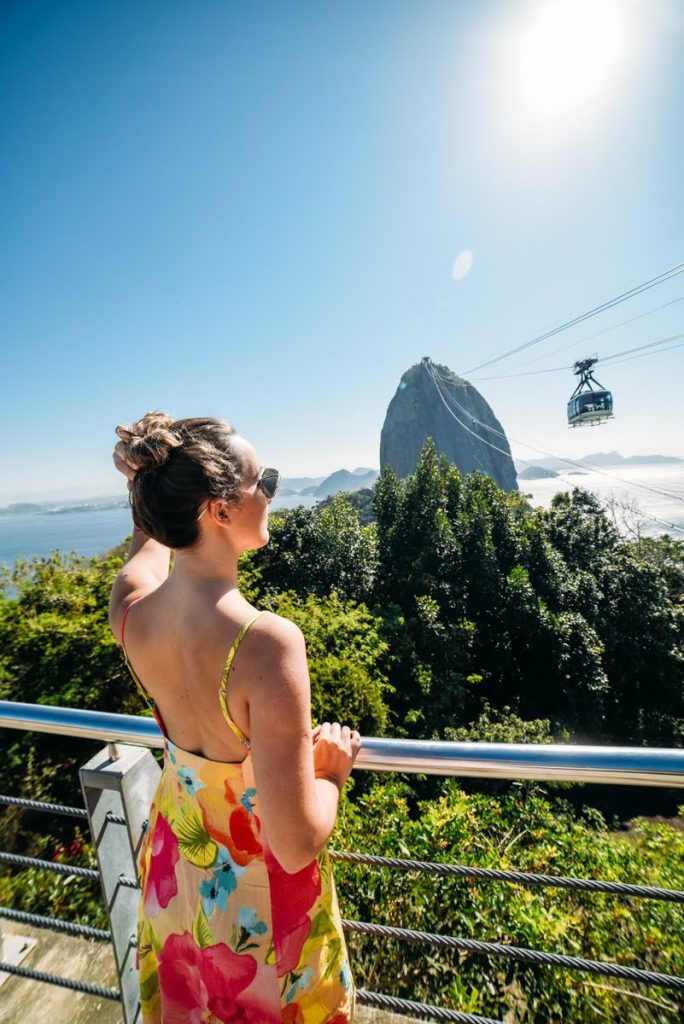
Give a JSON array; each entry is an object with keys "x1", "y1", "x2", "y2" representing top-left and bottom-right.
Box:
[{"x1": 121, "y1": 582, "x2": 268, "y2": 762}]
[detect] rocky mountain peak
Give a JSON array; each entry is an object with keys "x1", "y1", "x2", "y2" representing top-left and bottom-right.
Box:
[{"x1": 380, "y1": 358, "x2": 518, "y2": 491}]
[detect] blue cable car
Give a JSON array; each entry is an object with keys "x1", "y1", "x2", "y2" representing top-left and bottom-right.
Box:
[{"x1": 567, "y1": 357, "x2": 614, "y2": 427}]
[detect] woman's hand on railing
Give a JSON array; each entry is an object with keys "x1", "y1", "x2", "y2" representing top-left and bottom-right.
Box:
[{"x1": 312, "y1": 721, "x2": 362, "y2": 792}]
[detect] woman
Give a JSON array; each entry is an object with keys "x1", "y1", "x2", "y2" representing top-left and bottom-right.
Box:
[{"x1": 109, "y1": 411, "x2": 361, "y2": 1024}]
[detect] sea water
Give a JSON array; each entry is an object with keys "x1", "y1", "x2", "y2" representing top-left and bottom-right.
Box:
[
  {"x1": 519, "y1": 462, "x2": 684, "y2": 537},
  {"x1": 0, "y1": 493, "x2": 318, "y2": 566},
  {"x1": 1, "y1": 465, "x2": 683, "y2": 566}
]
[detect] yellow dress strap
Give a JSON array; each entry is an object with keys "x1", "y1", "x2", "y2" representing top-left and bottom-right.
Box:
[{"x1": 218, "y1": 611, "x2": 265, "y2": 748}]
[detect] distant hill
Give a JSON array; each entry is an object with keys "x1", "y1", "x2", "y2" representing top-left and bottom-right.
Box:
[
  {"x1": 583, "y1": 452, "x2": 684, "y2": 466},
  {"x1": 314, "y1": 468, "x2": 379, "y2": 498},
  {"x1": 518, "y1": 466, "x2": 559, "y2": 480},
  {"x1": 0, "y1": 502, "x2": 44, "y2": 515},
  {"x1": 0, "y1": 496, "x2": 129, "y2": 515},
  {"x1": 515, "y1": 452, "x2": 683, "y2": 474},
  {"x1": 281, "y1": 475, "x2": 325, "y2": 492},
  {"x1": 275, "y1": 470, "x2": 380, "y2": 502}
]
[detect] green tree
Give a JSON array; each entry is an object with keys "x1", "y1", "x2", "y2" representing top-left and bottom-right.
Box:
[
  {"x1": 244, "y1": 493, "x2": 378, "y2": 603},
  {"x1": 317, "y1": 487, "x2": 376, "y2": 525},
  {"x1": 370, "y1": 448, "x2": 682, "y2": 746},
  {"x1": 0, "y1": 551, "x2": 135, "y2": 857}
]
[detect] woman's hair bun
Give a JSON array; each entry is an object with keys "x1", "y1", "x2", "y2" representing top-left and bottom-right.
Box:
[{"x1": 115, "y1": 411, "x2": 182, "y2": 472}]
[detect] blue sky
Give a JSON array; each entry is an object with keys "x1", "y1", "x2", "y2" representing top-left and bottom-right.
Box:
[{"x1": 1, "y1": 0, "x2": 683, "y2": 501}]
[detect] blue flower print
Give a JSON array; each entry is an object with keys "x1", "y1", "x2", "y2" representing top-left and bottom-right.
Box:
[
  {"x1": 200, "y1": 869, "x2": 235, "y2": 916},
  {"x1": 240, "y1": 788, "x2": 256, "y2": 814},
  {"x1": 178, "y1": 765, "x2": 205, "y2": 796},
  {"x1": 166, "y1": 740, "x2": 177, "y2": 765},
  {"x1": 285, "y1": 967, "x2": 313, "y2": 1004},
  {"x1": 216, "y1": 845, "x2": 245, "y2": 876},
  {"x1": 237, "y1": 905, "x2": 267, "y2": 937},
  {"x1": 200, "y1": 846, "x2": 245, "y2": 917},
  {"x1": 233, "y1": 904, "x2": 269, "y2": 952},
  {"x1": 339, "y1": 961, "x2": 353, "y2": 993}
]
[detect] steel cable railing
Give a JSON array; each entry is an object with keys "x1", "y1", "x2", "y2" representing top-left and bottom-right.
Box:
[
  {"x1": 0, "y1": 962, "x2": 121, "y2": 1002},
  {"x1": 0, "y1": 793, "x2": 121, "y2": 1005},
  {"x1": 0, "y1": 794, "x2": 88, "y2": 819},
  {"x1": 342, "y1": 920, "x2": 684, "y2": 992},
  {"x1": 0, "y1": 905, "x2": 111, "y2": 942},
  {"x1": 0, "y1": 793, "x2": 124, "y2": 824},
  {"x1": 356, "y1": 989, "x2": 504, "y2": 1023},
  {"x1": 329, "y1": 849, "x2": 684, "y2": 904},
  {"x1": 0, "y1": 850, "x2": 100, "y2": 882}
]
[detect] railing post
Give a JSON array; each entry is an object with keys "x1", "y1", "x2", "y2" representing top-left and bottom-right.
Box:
[{"x1": 80, "y1": 743, "x2": 160, "y2": 1024}]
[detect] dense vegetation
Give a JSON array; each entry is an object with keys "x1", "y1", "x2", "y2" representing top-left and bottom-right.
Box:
[{"x1": 1, "y1": 440, "x2": 682, "y2": 1022}]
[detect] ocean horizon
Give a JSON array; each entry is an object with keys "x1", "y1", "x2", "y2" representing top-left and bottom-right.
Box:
[{"x1": 1, "y1": 463, "x2": 683, "y2": 567}]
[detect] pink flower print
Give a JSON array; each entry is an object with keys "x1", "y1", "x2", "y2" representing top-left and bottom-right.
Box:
[
  {"x1": 264, "y1": 847, "x2": 321, "y2": 974},
  {"x1": 214, "y1": 963, "x2": 282, "y2": 1024},
  {"x1": 157, "y1": 931, "x2": 277, "y2": 1024},
  {"x1": 143, "y1": 813, "x2": 180, "y2": 917}
]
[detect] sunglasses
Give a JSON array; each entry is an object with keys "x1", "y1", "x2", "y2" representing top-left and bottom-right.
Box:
[{"x1": 256, "y1": 467, "x2": 280, "y2": 500}]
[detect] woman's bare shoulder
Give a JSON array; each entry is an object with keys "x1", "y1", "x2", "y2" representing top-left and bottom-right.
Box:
[
  {"x1": 240, "y1": 611, "x2": 307, "y2": 692},
  {"x1": 249, "y1": 609, "x2": 305, "y2": 652}
]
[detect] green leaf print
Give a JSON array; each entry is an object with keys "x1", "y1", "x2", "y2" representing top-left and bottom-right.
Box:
[
  {"x1": 139, "y1": 916, "x2": 162, "y2": 955},
  {"x1": 138, "y1": 930, "x2": 160, "y2": 1014},
  {"x1": 174, "y1": 804, "x2": 219, "y2": 867},
  {"x1": 308, "y1": 907, "x2": 334, "y2": 939},
  {"x1": 148, "y1": 922, "x2": 162, "y2": 954},
  {"x1": 139, "y1": 962, "x2": 160, "y2": 1006},
  {"x1": 321, "y1": 937, "x2": 342, "y2": 981},
  {"x1": 192, "y1": 904, "x2": 214, "y2": 949}
]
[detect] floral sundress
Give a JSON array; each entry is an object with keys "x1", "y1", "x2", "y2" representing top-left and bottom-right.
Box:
[{"x1": 121, "y1": 607, "x2": 355, "y2": 1024}]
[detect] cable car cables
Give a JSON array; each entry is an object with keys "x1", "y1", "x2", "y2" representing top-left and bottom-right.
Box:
[
  {"x1": 461, "y1": 260, "x2": 684, "y2": 376},
  {"x1": 468, "y1": 331, "x2": 684, "y2": 382},
  {"x1": 473, "y1": 292, "x2": 684, "y2": 379}
]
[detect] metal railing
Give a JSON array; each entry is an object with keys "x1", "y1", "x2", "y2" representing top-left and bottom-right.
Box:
[
  {"x1": 1, "y1": 700, "x2": 683, "y2": 1024},
  {"x1": 4, "y1": 698, "x2": 684, "y2": 786}
]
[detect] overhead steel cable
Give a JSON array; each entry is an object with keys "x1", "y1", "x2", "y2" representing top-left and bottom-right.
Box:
[
  {"x1": 600, "y1": 332, "x2": 684, "y2": 365},
  {"x1": 481, "y1": 292, "x2": 684, "y2": 376},
  {"x1": 428, "y1": 363, "x2": 684, "y2": 506},
  {"x1": 424, "y1": 364, "x2": 684, "y2": 535},
  {"x1": 462, "y1": 260, "x2": 684, "y2": 375},
  {"x1": 600, "y1": 338, "x2": 684, "y2": 369},
  {"x1": 467, "y1": 331, "x2": 684, "y2": 381}
]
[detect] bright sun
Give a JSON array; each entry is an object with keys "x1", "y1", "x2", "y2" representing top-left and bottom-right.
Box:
[{"x1": 503, "y1": 0, "x2": 634, "y2": 126}]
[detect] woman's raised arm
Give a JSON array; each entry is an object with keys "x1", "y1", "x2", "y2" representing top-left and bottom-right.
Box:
[
  {"x1": 108, "y1": 525, "x2": 170, "y2": 639},
  {"x1": 108, "y1": 440, "x2": 171, "y2": 639}
]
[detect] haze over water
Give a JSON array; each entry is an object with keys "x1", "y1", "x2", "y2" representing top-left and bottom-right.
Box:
[{"x1": 2, "y1": 463, "x2": 683, "y2": 567}]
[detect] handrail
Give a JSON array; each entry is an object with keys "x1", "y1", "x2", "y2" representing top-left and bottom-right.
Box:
[{"x1": 2, "y1": 700, "x2": 683, "y2": 787}]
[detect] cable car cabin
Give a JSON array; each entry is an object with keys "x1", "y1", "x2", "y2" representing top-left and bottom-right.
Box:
[
  {"x1": 567, "y1": 357, "x2": 614, "y2": 427},
  {"x1": 567, "y1": 389, "x2": 613, "y2": 427}
]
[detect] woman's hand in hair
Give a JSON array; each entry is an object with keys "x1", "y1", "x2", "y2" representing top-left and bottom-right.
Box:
[{"x1": 113, "y1": 440, "x2": 137, "y2": 490}]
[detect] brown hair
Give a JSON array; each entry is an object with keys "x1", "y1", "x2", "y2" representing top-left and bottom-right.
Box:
[{"x1": 115, "y1": 412, "x2": 246, "y2": 548}]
